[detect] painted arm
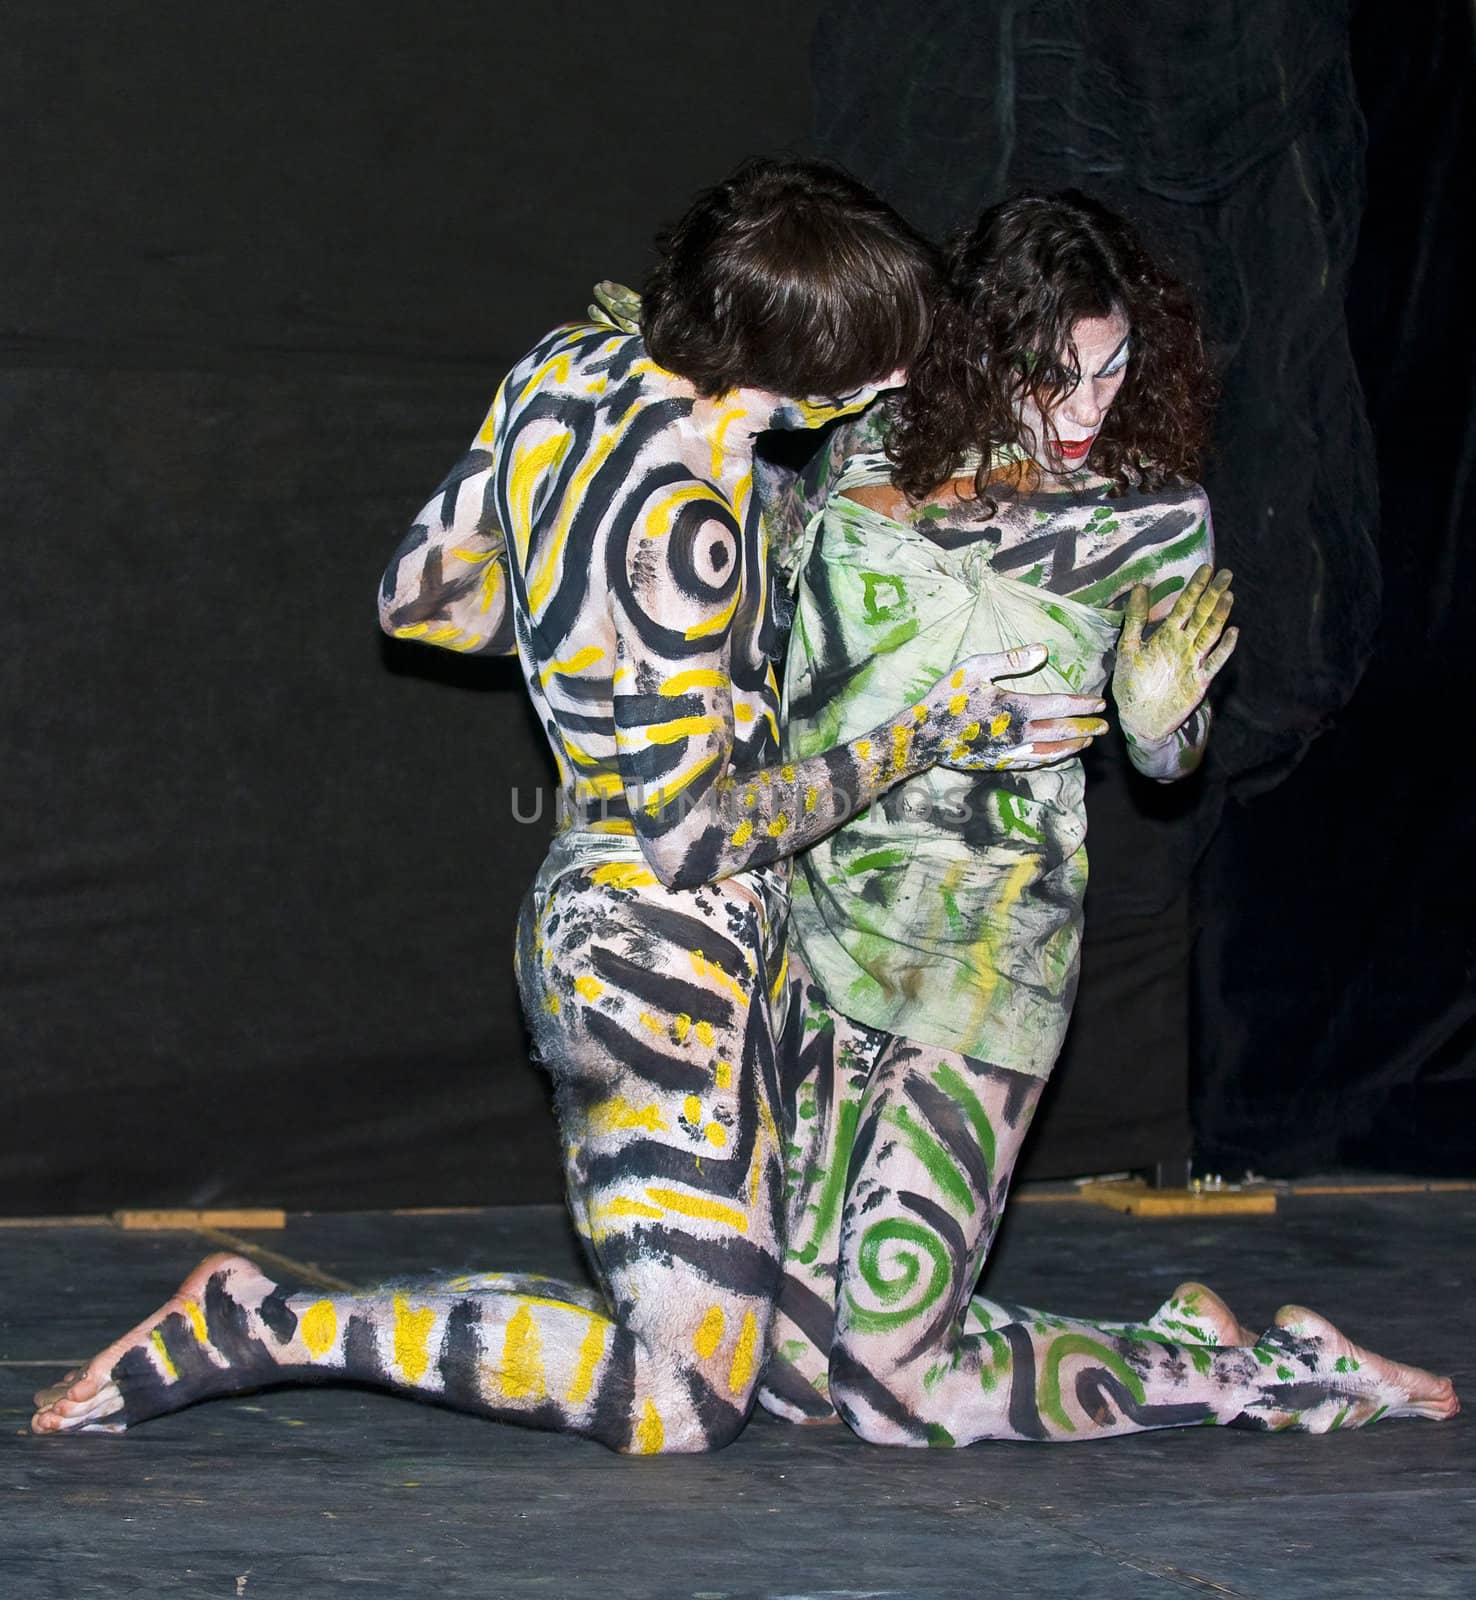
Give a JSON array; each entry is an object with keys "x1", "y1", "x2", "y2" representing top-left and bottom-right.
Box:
[
  {"x1": 752, "y1": 407, "x2": 889, "y2": 584},
  {"x1": 1112, "y1": 495, "x2": 1238, "y2": 781},
  {"x1": 612, "y1": 489, "x2": 1108, "y2": 889},
  {"x1": 377, "y1": 386, "x2": 517, "y2": 656}
]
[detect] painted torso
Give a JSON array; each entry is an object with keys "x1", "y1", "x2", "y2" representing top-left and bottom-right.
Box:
[
  {"x1": 784, "y1": 449, "x2": 1212, "y2": 1068},
  {"x1": 484, "y1": 322, "x2": 786, "y2": 834}
]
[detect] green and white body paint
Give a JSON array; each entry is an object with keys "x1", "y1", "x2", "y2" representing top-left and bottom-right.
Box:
[{"x1": 757, "y1": 445, "x2": 1444, "y2": 1442}]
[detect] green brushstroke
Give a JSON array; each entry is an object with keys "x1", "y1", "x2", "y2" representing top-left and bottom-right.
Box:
[
  {"x1": 1038, "y1": 1334, "x2": 1148, "y2": 1433},
  {"x1": 844, "y1": 1218, "x2": 952, "y2": 1333},
  {"x1": 929, "y1": 1061, "x2": 997, "y2": 1175},
  {"x1": 889, "y1": 1104, "x2": 976, "y2": 1217}
]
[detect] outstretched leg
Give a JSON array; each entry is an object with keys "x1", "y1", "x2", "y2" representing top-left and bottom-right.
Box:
[
  {"x1": 825, "y1": 1038, "x2": 1458, "y2": 1444},
  {"x1": 34, "y1": 867, "x2": 793, "y2": 1453}
]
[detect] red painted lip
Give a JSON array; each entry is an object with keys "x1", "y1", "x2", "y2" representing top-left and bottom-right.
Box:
[{"x1": 1056, "y1": 435, "x2": 1095, "y2": 460}]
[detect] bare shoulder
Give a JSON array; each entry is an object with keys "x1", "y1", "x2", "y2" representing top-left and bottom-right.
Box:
[{"x1": 841, "y1": 481, "x2": 913, "y2": 521}]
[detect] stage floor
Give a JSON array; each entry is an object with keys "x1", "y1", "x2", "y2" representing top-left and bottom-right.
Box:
[{"x1": 4, "y1": 1187, "x2": 1472, "y2": 1599}]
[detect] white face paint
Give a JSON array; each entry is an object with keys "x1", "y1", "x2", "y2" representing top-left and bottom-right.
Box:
[{"x1": 1014, "y1": 311, "x2": 1132, "y2": 479}]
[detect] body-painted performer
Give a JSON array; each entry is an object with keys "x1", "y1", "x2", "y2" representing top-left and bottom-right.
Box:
[
  {"x1": 755, "y1": 192, "x2": 1460, "y2": 1443},
  {"x1": 32, "y1": 164, "x2": 1110, "y2": 1451}
]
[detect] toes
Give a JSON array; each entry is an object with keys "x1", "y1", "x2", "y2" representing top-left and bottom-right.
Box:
[{"x1": 32, "y1": 1368, "x2": 81, "y2": 1409}]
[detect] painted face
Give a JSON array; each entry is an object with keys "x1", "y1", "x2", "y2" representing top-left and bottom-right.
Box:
[{"x1": 1014, "y1": 312, "x2": 1131, "y2": 477}]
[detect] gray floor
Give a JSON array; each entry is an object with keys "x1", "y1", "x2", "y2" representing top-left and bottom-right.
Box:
[{"x1": 3, "y1": 1189, "x2": 1472, "y2": 1599}]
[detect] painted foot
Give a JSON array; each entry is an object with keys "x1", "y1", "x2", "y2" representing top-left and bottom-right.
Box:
[
  {"x1": 31, "y1": 1252, "x2": 276, "y2": 1435},
  {"x1": 1265, "y1": 1305, "x2": 1460, "y2": 1430},
  {"x1": 1156, "y1": 1281, "x2": 1259, "y2": 1348}
]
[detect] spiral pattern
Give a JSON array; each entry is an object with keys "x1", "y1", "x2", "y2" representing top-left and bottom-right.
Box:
[{"x1": 843, "y1": 1216, "x2": 952, "y2": 1334}]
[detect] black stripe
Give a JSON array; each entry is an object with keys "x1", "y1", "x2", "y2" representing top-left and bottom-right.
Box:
[
  {"x1": 1000, "y1": 1322, "x2": 1049, "y2": 1440},
  {"x1": 614, "y1": 691, "x2": 706, "y2": 727},
  {"x1": 774, "y1": 1276, "x2": 836, "y2": 1358},
  {"x1": 905, "y1": 1070, "x2": 993, "y2": 1202},
  {"x1": 587, "y1": 946, "x2": 734, "y2": 1028},
  {"x1": 829, "y1": 1344, "x2": 928, "y2": 1442},
  {"x1": 599, "y1": 1224, "x2": 781, "y2": 1302},
  {"x1": 258, "y1": 1287, "x2": 299, "y2": 1343},
  {"x1": 343, "y1": 1312, "x2": 387, "y2": 1385},
  {"x1": 590, "y1": 1324, "x2": 639, "y2": 1449},
  {"x1": 583, "y1": 1010, "x2": 701, "y2": 1093},
  {"x1": 758, "y1": 1353, "x2": 836, "y2": 1420},
  {"x1": 622, "y1": 901, "x2": 750, "y2": 982},
  {"x1": 683, "y1": 1367, "x2": 749, "y2": 1447},
  {"x1": 1075, "y1": 1366, "x2": 1215, "y2": 1431},
  {"x1": 437, "y1": 1298, "x2": 484, "y2": 1413}
]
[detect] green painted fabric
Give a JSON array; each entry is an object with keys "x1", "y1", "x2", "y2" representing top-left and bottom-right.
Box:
[{"x1": 783, "y1": 454, "x2": 1121, "y2": 1073}]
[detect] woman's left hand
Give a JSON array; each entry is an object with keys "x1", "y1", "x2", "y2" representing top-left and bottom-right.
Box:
[{"x1": 1113, "y1": 565, "x2": 1239, "y2": 745}]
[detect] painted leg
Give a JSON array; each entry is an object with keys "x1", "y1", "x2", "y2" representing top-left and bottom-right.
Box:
[
  {"x1": 756, "y1": 977, "x2": 1250, "y2": 1423},
  {"x1": 759, "y1": 950, "x2": 884, "y2": 1423},
  {"x1": 826, "y1": 1041, "x2": 1459, "y2": 1445},
  {"x1": 34, "y1": 871, "x2": 792, "y2": 1453}
]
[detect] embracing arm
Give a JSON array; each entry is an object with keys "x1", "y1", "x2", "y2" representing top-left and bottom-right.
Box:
[
  {"x1": 611, "y1": 492, "x2": 1106, "y2": 889},
  {"x1": 1111, "y1": 493, "x2": 1237, "y2": 781},
  {"x1": 377, "y1": 386, "x2": 518, "y2": 656}
]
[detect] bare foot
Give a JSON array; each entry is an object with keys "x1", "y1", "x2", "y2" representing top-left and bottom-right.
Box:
[
  {"x1": 1167, "y1": 1281, "x2": 1259, "y2": 1347},
  {"x1": 31, "y1": 1253, "x2": 271, "y2": 1435},
  {"x1": 1148, "y1": 1281, "x2": 1258, "y2": 1347},
  {"x1": 1268, "y1": 1305, "x2": 1460, "y2": 1428}
]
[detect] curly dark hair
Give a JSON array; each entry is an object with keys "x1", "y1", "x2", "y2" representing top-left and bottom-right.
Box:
[
  {"x1": 887, "y1": 190, "x2": 1214, "y2": 503},
  {"x1": 642, "y1": 159, "x2": 940, "y2": 401}
]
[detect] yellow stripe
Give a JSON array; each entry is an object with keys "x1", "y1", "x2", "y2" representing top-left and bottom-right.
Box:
[
  {"x1": 694, "y1": 1305, "x2": 725, "y2": 1361},
  {"x1": 150, "y1": 1327, "x2": 178, "y2": 1380},
  {"x1": 514, "y1": 349, "x2": 573, "y2": 412},
  {"x1": 635, "y1": 1397, "x2": 665, "y2": 1454},
  {"x1": 527, "y1": 410, "x2": 630, "y2": 614},
  {"x1": 184, "y1": 1299, "x2": 208, "y2": 1344},
  {"x1": 660, "y1": 668, "x2": 726, "y2": 695},
  {"x1": 300, "y1": 1300, "x2": 338, "y2": 1359},
  {"x1": 727, "y1": 1310, "x2": 759, "y2": 1393},
  {"x1": 589, "y1": 860, "x2": 657, "y2": 889},
  {"x1": 645, "y1": 714, "x2": 723, "y2": 745},
  {"x1": 565, "y1": 1319, "x2": 607, "y2": 1405},
  {"x1": 644, "y1": 1186, "x2": 749, "y2": 1234},
  {"x1": 690, "y1": 951, "x2": 748, "y2": 1007},
  {"x1": 638, "y1": 750, "x2": 722, "y2": 815},
  {"x1": 684, "y1": 590, "x2": 739, "y2": 640},
  {"x1": 393, "y1": 1293, "x2": 436, "y2": 1383},
  {"x1": 642, "y1": 482, "x2": 725, "y2": 540},
  {"x1": 509, "y1": 429, "x2": 575, "y2": 563},
  {"x1": 587, "y1": 1095, "x2": 669, "y2": 1135},
  {"x1": 540, "y1": 644, "x2": 604, "y2": 685},
  {"x1": 475, "y1": 375, "x2": 511, "y2": 445},
  {"x1": 498, "y1": 1303, "x2": 547, "y2": 1399}
]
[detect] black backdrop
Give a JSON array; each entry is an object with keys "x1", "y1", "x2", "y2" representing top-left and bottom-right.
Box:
[{"x1": 4, "y1": 1, "x2": 1471, "y2": 1215}]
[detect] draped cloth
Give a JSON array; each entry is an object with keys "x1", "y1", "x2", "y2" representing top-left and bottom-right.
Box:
[{"x1": 783, "y1": 455, "x2": 1120, "y2": 1073}]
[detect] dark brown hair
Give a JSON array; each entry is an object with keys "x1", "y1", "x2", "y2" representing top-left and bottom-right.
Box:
[
  {"x1": 887, "y1": 190, "x2": 1214, "y2": 502},
  {"x1": 642, "y1": 159, "x2": 940, "y2": 400}
]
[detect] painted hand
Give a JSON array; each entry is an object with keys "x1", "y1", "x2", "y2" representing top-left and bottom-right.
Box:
[
  {"x1": 1113, "y1": 566, "x2": 1239, "y2": 745},
  {"x1": 588, "y1": 280, "x2": 642, "y2": 333},
  {"x1": 923, "y1": 643, "x2": 1109, "y2": 772}
]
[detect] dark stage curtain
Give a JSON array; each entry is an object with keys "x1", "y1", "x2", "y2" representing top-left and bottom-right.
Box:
[{"x1": 1194, "y1": 0, "x2": 1476, "y2": 1175}]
